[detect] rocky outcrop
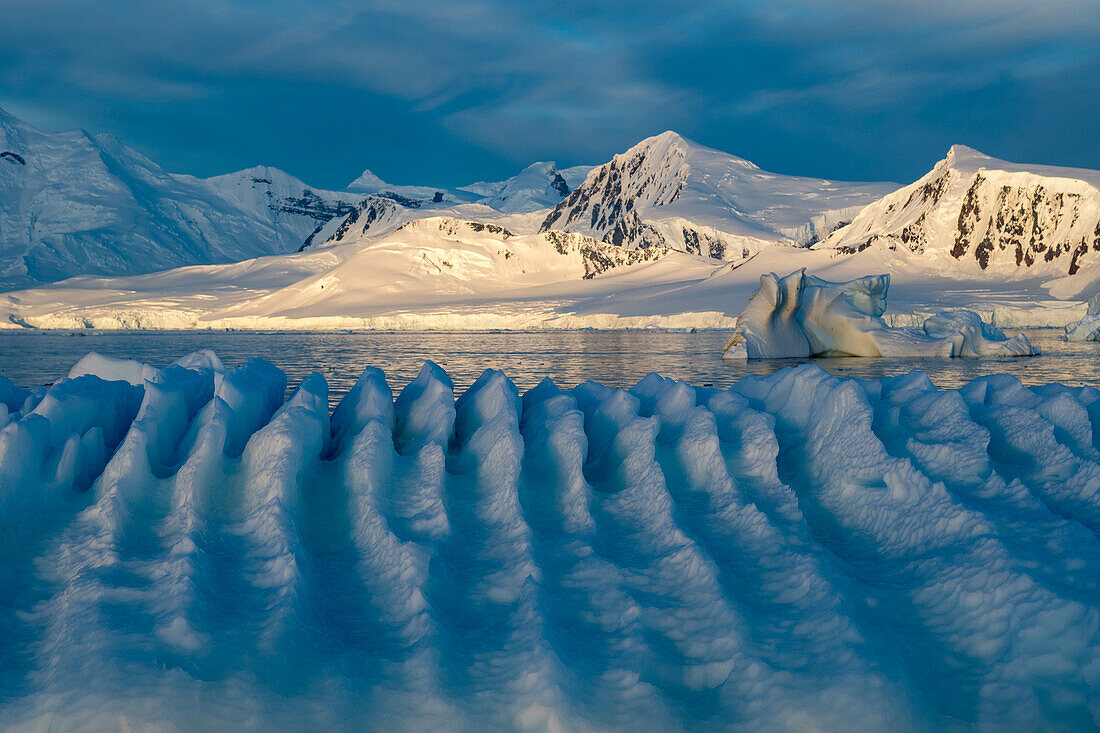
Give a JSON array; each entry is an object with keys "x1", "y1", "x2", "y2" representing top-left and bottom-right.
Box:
[
  {"x1": 820, "y1": 146, "x2": 1100, "y2": 276},
  {"x1": 542, "y1": 230, "x2": 668, "y2": 279},
  {"x1": 539, "y1": 131, "x2": 893, "y2": 261}
]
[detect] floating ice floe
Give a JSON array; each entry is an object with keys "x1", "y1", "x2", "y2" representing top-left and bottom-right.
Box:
[
  {"x1": 1065, "y1": 294, "x2": 1100, "y2": 342},
  {"x1": 0, "y1": 350, "x2": 1098, "y2": 731},
  {"x1": 722, "y1": 269, "x2": 1038, "y2": 359}
]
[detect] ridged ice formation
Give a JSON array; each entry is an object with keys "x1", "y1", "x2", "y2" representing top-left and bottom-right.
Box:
[
  {"x1": 723, "y1": 269, "x2": 1038, "y2": 359},
  {"x1": 1, "y1": 352, "x2": 1098, "y2": 731},
  {"x1": 1065, "y1": 294, "x2": 1100, "y2": 342}
]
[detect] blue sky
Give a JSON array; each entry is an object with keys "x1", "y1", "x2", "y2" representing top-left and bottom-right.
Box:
[{"x1": 1, "y1": 0, "x2": 1097, "y2": 189}]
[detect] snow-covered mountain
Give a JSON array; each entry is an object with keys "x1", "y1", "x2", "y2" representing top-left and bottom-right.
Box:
[
  {"x1": 302, "y1": 164, "x2": 596, "y2": 250},
  {"x1": 3, "y1": 214, "x2": 727, "y2": 330},
  {"x1": 818, "y1": 145, "x2": 1100, "y2": 285},
  {"x1": 0, "y1": 108, "x2": 591, "y2": 290},
  {"x1": 538, "y1": 131, "x2": 896, "y2": 259},
  {"x1": 342, "y1": 161, "x2": 592, "y2": 215},
  {"x1": 0, "y1": 107, "x2": 361, "y2": 290},
  {"x1": 202, "y1": 166, "x2": 359, "y2": 251},
  {"x1": 7, "y1": 104, "x2": 1100, "y2": 321},
  {"x1": 457, "y1": 162, "x2": 591, "y2": 213}
]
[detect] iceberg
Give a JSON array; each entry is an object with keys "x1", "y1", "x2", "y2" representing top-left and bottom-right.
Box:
[
  {"x1": 723, "y1": 269, "x2": 1038, "y2": 359},
  {"x1": 0, "y1": 352, "x2": 1097, "y2": 730},
  {"x1": 1065, "y1": 294, "x2": 1100, "y2": 342}
]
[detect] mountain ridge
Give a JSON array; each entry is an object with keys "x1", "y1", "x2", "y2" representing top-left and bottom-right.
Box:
[
  {"x1": 0, "y1": 108, "x2": 589, "y2": 289},
  {"x1": 817, "y1": 145, "x2": 1100, "y2": 282},
  {"x1": 538, "y1": 131, "x2": 896, "y2": 259}
]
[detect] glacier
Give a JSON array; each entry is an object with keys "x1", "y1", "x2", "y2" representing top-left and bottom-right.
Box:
[
  {"x1": 1, "y1": 351, "x2": 1099, "y2": 731},
  {"x1": 723, "y1": 270, "x2": 1039, "y2": 359}
]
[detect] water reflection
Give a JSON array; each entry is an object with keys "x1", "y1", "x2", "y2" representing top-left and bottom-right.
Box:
[{"x1": 1, "y1": 329, "x2": 1098, "y2": 401}]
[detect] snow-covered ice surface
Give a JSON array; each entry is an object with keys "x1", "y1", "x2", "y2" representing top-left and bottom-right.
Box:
[
  {"x1": 724, "y1": 270, "x2": 1038, "y2": 359},
  {"x1": 1, "y1": 228, "x2": 1095, "y2": 333},
  {"x1": 1066, "y1": 294, "x2": 1100, "y2": 342},
  {"x1": 2, "y1": 351, "x2": 1099, "y2": 731}
]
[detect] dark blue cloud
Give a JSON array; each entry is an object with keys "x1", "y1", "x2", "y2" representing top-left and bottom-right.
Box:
[{"x1": 0, "y1": 0, "x2": 1097, "y2": 188}]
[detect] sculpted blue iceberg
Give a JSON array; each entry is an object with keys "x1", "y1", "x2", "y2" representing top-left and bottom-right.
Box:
[{"x1": 0, "y1": 352, "x2": 1096, "y2": 731}]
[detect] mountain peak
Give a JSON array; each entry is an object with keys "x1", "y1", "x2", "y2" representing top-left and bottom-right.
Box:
[
  {"x1": 944, "y1": 144, "x2": 993, "y2": 169},
  {"x1": 642, "y1": 130, "x2": 690, "y2": 146},
  {"x1": 0, "y1": 106, "x2": 34, "y2": 139},
  {"x1": 348, "y1": 169, "x2": 387, "y2": 193},
  {"x1": 624, "y1": 130, "x2": 692, "y2": 159}
]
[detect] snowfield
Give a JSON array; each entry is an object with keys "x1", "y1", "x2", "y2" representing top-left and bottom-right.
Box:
[
  {"x1": 1, "y1": 352, "x2": 1099, "y2": 730},
  {"x1": 0, "y1": 229, "x2": 1091, "y2": 331}
]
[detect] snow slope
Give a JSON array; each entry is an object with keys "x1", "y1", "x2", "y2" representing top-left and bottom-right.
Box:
[
  {"x1": 539, "y1": 131, "x2": 896, "y2": 259},
  {"x1": 2, "y1": 216, "x2": 738, "y2": 330},
  {"x1": 457, "y1": 161, "x2": 584, "y2": 213},
  {"x1": 3, "y1": 227, "x2": 1091, "y2": 331},
  {"x1": 0, "y1": 108, "x2": 362, "y2": 290},
  {"x1": 0, "y1": 109, "x2": 590, "y2": 290},
  {"x1": 1, "y1": 352, "x2": 1099, "y2": 730},
  {"x1": 818, "y1": 145, "x2": 1100, "y2": 294}
]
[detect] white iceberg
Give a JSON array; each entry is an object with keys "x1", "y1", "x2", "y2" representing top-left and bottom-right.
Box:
[
  {"x1": 723, "y1": 269, "x2": 1038, "y2": 359},
  {"x1": 1064, "y1": 294, "x2": 1100, "y2": 342}
]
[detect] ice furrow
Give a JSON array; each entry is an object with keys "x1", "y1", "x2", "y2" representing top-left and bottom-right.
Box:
[
  {"x1": 961, "y1": 376, "x2": 1100, "y2": 536},
  {"x1": 518, "y1": 379, "x2": 667, "y2": 728},
  {"x1": 739, "y1": 366, "x2": 1100, "y2": 728},
  {"x1": 150, "y1": 359, "x2": 287, "y2": 659},
  {"x1": 632, "y1": 375, "x2": 907, "y2": 728},
  {"x1": 872, "y1": 372, "x2": 1100, "y2": 600},
  {"x1": 572, "y1": 381, "x2": 761, "y2": 725},
  {"x1": 2, "y1": 353, "x2": 1100, "y2": 730},
  {"x1": 389, "y1": 361, "x2": 452, "y2": 543},
  {"x1": 22, "y1": 358, "x2": 220, "y2": 709},
  {"x1": 236, "y1": 371, "x2": 329, "y2": 651},
  {"x1": 428, "y1": 369, "x2": 562, "y2": 727}
]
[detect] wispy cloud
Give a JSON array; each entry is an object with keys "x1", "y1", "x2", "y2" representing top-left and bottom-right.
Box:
[{"x1": 0, "y1": 0, "x2": 1096, "y2": 186}]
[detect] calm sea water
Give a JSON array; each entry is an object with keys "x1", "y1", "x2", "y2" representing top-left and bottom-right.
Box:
[{"x1": 1, "y1": 329, "x2": 1098, "y2": 400}]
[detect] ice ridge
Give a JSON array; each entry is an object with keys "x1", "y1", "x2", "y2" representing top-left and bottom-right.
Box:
[{"x1": 0, "y1": 353, "x2": 1098, "y2": 731}]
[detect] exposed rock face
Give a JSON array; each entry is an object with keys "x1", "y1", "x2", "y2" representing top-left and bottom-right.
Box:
[
  {"x1": 398, "y1": 217, "x2": 514, "y2": 240},
  {"x1": 320, "y1": 213, "x2": 672, "y2": 284},
  {"x1": 540, "y1": 132, "x2": 688, "y2": 243},
  {"x1": 317, "y1": 195, "x2": 410, "y2": 248},
  {"x1": 819, "y1": 146, "x2": 1100, "y2": 276},
  {"x1": 542, "y1": 230, "x2": 668, "y2": 279},
  {"x1": 539, "y1": 131, "x2": 893, "y2": 261}
]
